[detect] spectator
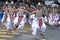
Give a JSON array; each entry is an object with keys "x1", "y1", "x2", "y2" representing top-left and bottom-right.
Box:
[{"x1": 0, "y1": 7, "x2": 4, "y2": 26}]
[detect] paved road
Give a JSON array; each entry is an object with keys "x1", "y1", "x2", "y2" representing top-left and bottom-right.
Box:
[{"x1": 6, "y1": 25, "x2": 60, "y2": 40}]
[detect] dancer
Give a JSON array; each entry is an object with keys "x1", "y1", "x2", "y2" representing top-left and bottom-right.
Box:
[
  {"x1": 30, "y1": 11, "x2": 39, "y2": 40},
  {"x1": 5, "y1": 13, "x2": 12, "y2": 34},
  {"x1": 17, "y1": 12, "x2": 26, "y2": 33},
  {"x1": 39, "y1": 16, "x2": 46, "y2": 37}
]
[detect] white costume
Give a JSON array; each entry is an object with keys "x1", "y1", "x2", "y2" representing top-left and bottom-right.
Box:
[
  {"x1": 39, "y1": 17, "x2": 46, "y2": 33},
  {"x1": 30, "y1": 14, "x2": 39, "y2": 36},
  {"x1": 13, "y1": 13, "x2": 18, "y2": 27},
  {"x1": 44, "y1": 16, "x2": 48, "y2": 23},
  {"x1": 48, "y1": 13, "x2": 53, "y2": 25},
  {"x1": 29, "y1": 14, "x2": 35, "y2": 25},
  {"x1": 48, "y1": 13, "x2": 59, "y2": 26},
  {"x1": 54, "y1": 14, "x2": 59, "y2": 24},
  {"x1": 18, "y1": 14, "x2": 26, "y2": 30},
  {"x1": 6, "y1": 13, "x2": 12, "y2": 30},
  {"x1": 41, "y1": 16, "x2": 48, "y2": 23},
  {"x1": 58, "y1": 14, "x2": 60, "y2": 24}
]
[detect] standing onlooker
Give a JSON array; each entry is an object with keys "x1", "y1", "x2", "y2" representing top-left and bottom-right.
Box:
[{"x1": 0, "y1": 7, "x2": 4, "y2": 27}]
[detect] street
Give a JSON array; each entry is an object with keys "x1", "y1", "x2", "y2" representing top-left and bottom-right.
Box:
[{"x1": 0, "y1": 25, "x2": 60, "y2": 40}]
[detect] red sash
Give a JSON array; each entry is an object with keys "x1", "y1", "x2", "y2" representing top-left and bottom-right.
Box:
[
  {"x1": 39, "y1": 18, "x2": 42, "y2": 28},
  {"x1": 18, "y1": 14, "x2": 23, "y2": 24}
]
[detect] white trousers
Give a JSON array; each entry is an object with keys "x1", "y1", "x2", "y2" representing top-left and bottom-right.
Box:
[
  {"x1": 13, "y1": 17, "x2": 18, "y2": 28},
  {"x1": 32, "y1": 27, "x2": 38, "y2": 36},
  {"x1": 40, "y1": 25, "x2": 46, "y2": 33},
  {"x1": 6, "y1": 22, "x2": 12, "y2": 30},
  {"x1": 18, "y1": 20, "x2": 25, "y2": 30},
  {"x1": 18, "y1": 23, "x2": 24, "y2": 30}
]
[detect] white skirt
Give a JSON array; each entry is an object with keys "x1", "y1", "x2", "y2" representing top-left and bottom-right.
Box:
[
  {"x1": 40, "y1": 22, "x2": 46, "y2": 32},
  {"x1": 31, "y1": 22, "x2": 39, "y2": 36},
  {"x1": 32, "y1": 27, "x2": 38, "y2": 36},
  {"x1": 6, "y1": 16, "x2": 12, "y2": 29},
  {"x1": 31, "y1": 23, "x2": 39, "y2": 29},
  {"x1": 13, "y1": 17, "x2": 18, "y2": 25},
  {"x1": 58, "y1": 21, "x2": 60, "y2": 24},
  {"x1": 48, "y1": 20, "x2": 53, "y2": 25},
  {"x1": 40, "y1": 25, "x2": 46, "y2": 32},
  {"x1": 6, "y1": 22, "x2": 12, "y2": 30},
  {"x1": 18, "y1": 20, "x2": 25, "y2": 30}
]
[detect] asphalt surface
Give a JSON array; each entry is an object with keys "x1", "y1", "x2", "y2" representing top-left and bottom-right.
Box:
[{"x1": 6, "y1": 25, "x2": 60, "y2": 40}]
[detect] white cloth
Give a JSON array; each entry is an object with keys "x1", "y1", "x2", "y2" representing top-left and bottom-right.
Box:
[
  {"x1": 41, "y1": 16, "x2": 48, "y2": 22},
  {"x1": 13, "y1": 14, "x2": 18, "y2": 25},
  {"x1": 31, "y1": 16, "x2": 39, "y2": 36},
  {"x1": 7, "y1": 14, "x2": 11, "y2": 23},
  {"x1": 18, "y1": 14, "x2": 26, "y2": 30},
  {"x1": 39, "y1": 17, "x2": 46, "y2": 33},
  {"x1": 48, "y1": 14, "x2": 53, "y2": 25},
  {"x1": 48, "y1": 18, "x2": 53, "y2": 25},
  {"x1": 45, "y1": 16, "x2": 48, "y2": 22},
  {"x1": 31, "y1": 17, "x2": 39, "y2": 28},
  {"x1": 6, "y1": 22, "x2": 12, "y2": 29},
  {"x1": 6, "y1": 13, "x2": 12, "y2": 29},
  {"x1": 32, "y1": 27, "x2": 37, "y2": 36},
  {"x1": 58, "y1": 21, "x2": 60, "y2": 24},
  {"x1": 29, "y1": 14, "x2": 35, "y2": 25},
  {"x1": 40, "y1": 22, "x2": 46, "y2": 32},
  {"x1": 13, "y1": 17, "x2": 18, "y2": 25}
]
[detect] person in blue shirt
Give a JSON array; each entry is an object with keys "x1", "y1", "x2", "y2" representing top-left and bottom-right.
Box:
[
  {"x1": 0, "y1": 7, "x2": 4, "y2": 26},
  {"x1": 0, "y1": 11, "x2": 4, "y2": 19},
  {"x1": 26, "y1": 12, "x2": 29, "y2": 18},
  {"x1": 24, "y1": 9, "x2": 29, "y2": 24}
]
